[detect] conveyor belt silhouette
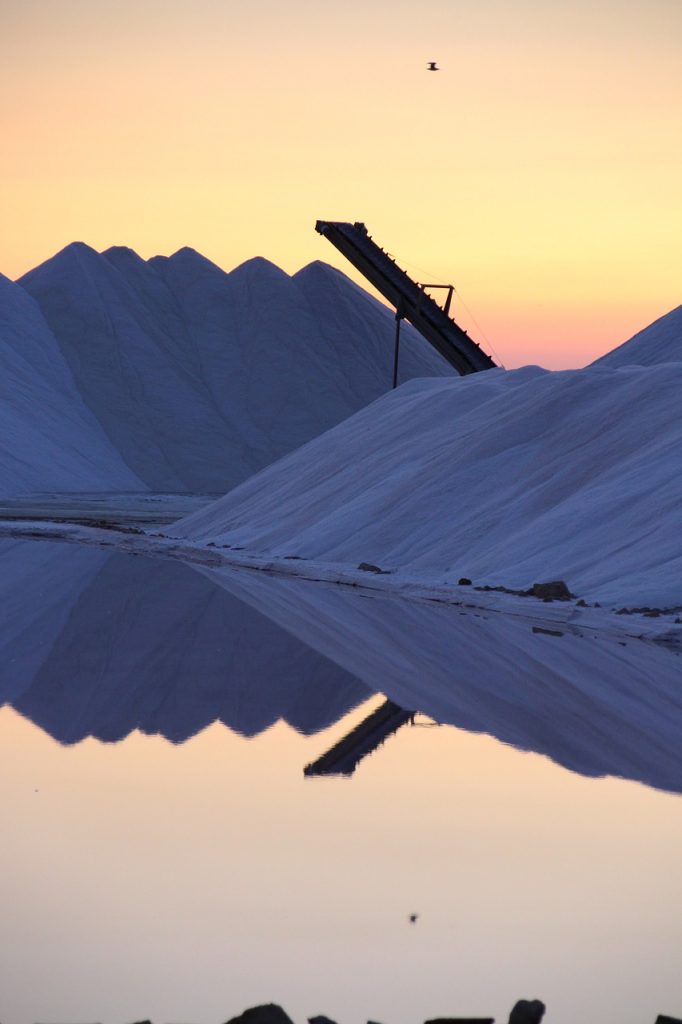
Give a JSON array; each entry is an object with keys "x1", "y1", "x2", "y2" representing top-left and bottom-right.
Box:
[
  {"x1": 304, "y1": 698, "x2": 414, "y2": 778},
  {"x1": 316, "y1": 220, "x2": 497, "y2": 376}
]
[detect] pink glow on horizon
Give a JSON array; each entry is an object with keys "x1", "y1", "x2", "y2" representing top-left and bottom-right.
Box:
[{"x1": 1, "y1": 0, "x2": 679, "y2": 368}]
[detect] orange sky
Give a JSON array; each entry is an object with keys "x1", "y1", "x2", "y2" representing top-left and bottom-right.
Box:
[{"x1": 2, "y1": 0, "x2": 680, "y2": 368}]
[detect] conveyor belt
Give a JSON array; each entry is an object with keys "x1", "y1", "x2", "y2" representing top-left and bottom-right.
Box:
[{"x1": 316, "y1": 220, "x2": 496, "y2": 375}]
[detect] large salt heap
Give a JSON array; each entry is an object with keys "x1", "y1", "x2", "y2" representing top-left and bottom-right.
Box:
[
  {"x1": 0, "y1": 273, "x2": 142, "y2": 496},
  {"x1": 175, "y1": 351, "x2": 682, "y2": 606},
  {"x1": 9, "y1": 244, "x2": 452, "y2": 494}
]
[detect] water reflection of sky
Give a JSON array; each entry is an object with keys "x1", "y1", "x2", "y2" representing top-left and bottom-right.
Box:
[{"x1": 1, "y1": 540, "x2": 681, "y2": 1024}]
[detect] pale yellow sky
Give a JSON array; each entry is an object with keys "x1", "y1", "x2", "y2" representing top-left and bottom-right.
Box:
[{"x1": 2, "y1": 0, "x2": 680, "y2": 366}]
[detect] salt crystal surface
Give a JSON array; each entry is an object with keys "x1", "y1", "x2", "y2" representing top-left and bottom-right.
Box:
[
  {"x1": 12, "y1": 244, "x2": 452, "y2": 493},
  {"x1": 176, "y1": 357, "x2": 682, "y2": 606}
]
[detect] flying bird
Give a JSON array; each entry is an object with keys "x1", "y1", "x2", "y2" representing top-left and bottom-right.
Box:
[
  {"x1": 409, "y1": 913, "x2": 419, "y2": 924},
  {"x1": 427, "y1": 62, "x2": 439, "y2": 71}
]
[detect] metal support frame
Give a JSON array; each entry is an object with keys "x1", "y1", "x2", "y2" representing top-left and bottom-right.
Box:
[
  {"x1": 393, "y1": 313, "x2": 402, "y2": 389},
  {"x1": 418, "y1": 283, "x2": 455, "y2": 317}
]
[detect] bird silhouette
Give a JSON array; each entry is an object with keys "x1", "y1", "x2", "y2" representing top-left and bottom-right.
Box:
[
  {"x1": 409, "y1": 913, "x2": 419, "y2": 923},
  {"x1": 427, "y1": 62, "x2": 439, "y2": 71}
]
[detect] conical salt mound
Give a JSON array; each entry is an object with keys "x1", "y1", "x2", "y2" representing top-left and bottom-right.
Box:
[{"x1": 13, "y1": 245, "x2": 453, "y2": 494}]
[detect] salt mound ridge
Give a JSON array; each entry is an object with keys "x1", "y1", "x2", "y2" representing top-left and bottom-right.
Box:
[
  {"x1": 0, "y1": 273, "x2": 142, "y2": 496},
  {"x1": 593, "y1": 304, "x2": 682, "y2": 368},
  {"x1": 176, "y1": 362, "x2": 682, "y2": 606},
  {"x1": 10, "y1": 243, "x2": 452, "y2": 494}
]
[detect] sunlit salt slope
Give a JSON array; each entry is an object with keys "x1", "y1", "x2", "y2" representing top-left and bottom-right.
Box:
[
  {"x1": 14, "y1": 243, "x2": 452, "y2": 493},
  {"x1": 592, "y1": 304, "x2": 682, "y2": 368},
  {"x1": 0, "y1": 274, "x2": 143, "y2": 496},
  {"x1": 175, "y1": 362, "x2": 682, "y2": 606}
]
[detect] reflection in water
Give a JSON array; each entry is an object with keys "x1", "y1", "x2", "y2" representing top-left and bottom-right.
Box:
[
  {"x1": 0, "y1": 540, "x2": 369, "y2": 744},
  {"x1": 1, "y1": 540, "x2": 682, "y2": 1024},
  {"x1": 1, "y1": 535, "x2": 681, "y2": 791},
  {"x1": 201, "y1": 565, "x2": 682, "y2": 795},
  {"x1": 305, "y1": 699, "x2": 415, "y2": 777}
]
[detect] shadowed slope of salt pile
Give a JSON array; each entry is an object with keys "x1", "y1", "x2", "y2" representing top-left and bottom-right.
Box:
[
  {"x1": 175, "y1": 362, "x2": 682, "y2": 606},
  {"x1": 0, "y1": 273, "x2": 143, "y2": 496},
  {"x1": 592, "y1": 304, "x2": 682, "y2": 368},
  {"x1": 16, "y1": 244, "x2": 452, "y2": 493}
]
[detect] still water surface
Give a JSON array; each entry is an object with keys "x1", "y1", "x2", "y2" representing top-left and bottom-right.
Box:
[{"x1": 1, "y1": 539, "x2": 681, "y2": 1024}]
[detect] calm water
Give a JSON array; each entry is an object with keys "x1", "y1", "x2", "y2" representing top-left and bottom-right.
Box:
[{"x1": 1, "y1": 538, "x2": 681, "y2": 1024}]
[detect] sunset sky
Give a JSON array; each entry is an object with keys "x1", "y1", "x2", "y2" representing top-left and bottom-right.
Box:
[{"x1": 2, "y1": 0, "x2": 680, "y2": 367}]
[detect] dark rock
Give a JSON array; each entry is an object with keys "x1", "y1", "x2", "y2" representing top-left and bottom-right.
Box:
[
  {"x1": 358, "y1": 562, "x2": 385, "y2": 573},
  {"x1": 531, "y1": 580, "x2": 572, "y2": 600},
  {"x1": 458, "y1": 577, "x2": 472, "y2": 586},
  {"x1": 309, "y1": 1016, "x2": 338, "y2": 1024},
  {"x1": 224, "y1": 1005, "x2": 295, "y2": 1024},
  {"x1": 656, "y1": 1016, "x2": 682, "y2": 1023},
  {"x1": 425, "y1": 1018, "x2": 494, "y2": 1024},
  {"x1": 508, "y1": 998, "x2": 546, "y2": 1024},
  {"x1": 576, "y1": 598, "x2": 587, "y2": 607}
]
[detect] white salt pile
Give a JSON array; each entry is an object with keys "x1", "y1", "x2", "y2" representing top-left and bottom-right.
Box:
[
  {"x1": 176, "y1": 338, "x2": 682, "y2": 607},
  {"x1": 8, "y1": 243, "x2": 451, "y2": 494},
  {"x1": 0, "y1": 273, "x2": 142, "y2": 496}
]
